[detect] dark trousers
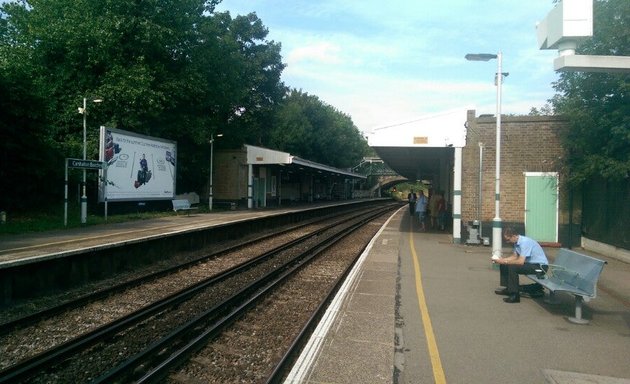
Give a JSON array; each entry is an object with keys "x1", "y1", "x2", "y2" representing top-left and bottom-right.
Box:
[{"x1": 500, "y1": 263, "x2": 547, "y2": 294}]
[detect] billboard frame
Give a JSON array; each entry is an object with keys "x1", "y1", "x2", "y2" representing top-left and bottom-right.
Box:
[{"x1": 99, "y1": 127, "x2": 177, "y2": 202}]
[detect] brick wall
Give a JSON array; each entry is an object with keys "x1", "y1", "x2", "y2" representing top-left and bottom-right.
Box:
[{"x1": 462, "y1": 112, "x2": 568, "y2": 231}]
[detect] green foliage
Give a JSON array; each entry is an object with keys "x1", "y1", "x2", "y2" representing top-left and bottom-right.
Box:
[
  {"x1": 550, "y1": 0, "x2": 630, "y2": 186},
  {"x1": 268, "y1": 89, "x2": 369, "y2": 168},
  {"x1": 0, "y1": 203, "x2": 179, "y2": 235},
  {"x1": 0, "y1": 1, "x2": 369, "y2": 214},
  {"x1": 394, "y1": 182, "x2": 428, "y2": 194}
]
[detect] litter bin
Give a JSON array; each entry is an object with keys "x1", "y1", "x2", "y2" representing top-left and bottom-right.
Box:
[{"x1": 466, "y1": 220, "x2": 481, "y2": 245}]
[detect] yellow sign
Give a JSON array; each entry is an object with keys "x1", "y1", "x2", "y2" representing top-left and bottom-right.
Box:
[{"x1": 413, "y1": 137, "x2": 429, "y2": 144}]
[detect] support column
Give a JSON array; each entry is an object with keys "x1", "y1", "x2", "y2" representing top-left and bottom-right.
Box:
[
  {"x1": 452, "y1": 147, "x2": 463, "y2": 243},
  {"x1": 247, "y1": 164, "x2": 253, "y2": 209}
]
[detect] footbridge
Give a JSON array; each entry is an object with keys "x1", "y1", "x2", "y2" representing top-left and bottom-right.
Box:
[{"x1": 351, "y1": 157, "x2": 406, "y2": 197}]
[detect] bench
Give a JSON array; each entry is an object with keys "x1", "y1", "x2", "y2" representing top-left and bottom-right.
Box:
[
  {"x1": 527, "y1": 248, "x2": 607, "y2": 324},
  {"x1": 172, "y1": 199, "x2": 198, "y2": 215}
]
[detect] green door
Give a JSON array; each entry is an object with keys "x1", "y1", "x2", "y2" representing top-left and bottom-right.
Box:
[
  {"x1": 252, "y1": 177, "x2": 266, "y2": 208},
  {"x1": 524, "y1": 173, "x2": 558, "y2": 242}
]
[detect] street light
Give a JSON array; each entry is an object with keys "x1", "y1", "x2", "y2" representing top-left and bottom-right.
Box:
[
  {"x1": 78, "y1": 97, "x2": 103, "y2": 224},
  {"x1": 465, "y1": 52, "x2": 505, "y2": 258},
  {"x1": 209, "y1": 133, "x2": 223, "y2": 210}
]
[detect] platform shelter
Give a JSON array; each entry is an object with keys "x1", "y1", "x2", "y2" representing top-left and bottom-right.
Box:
[{"x1": 214, "y1": 144, "x2": 366, "y2": 209}]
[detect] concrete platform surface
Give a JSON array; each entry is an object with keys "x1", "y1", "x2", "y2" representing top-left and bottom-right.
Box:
[{"x1": 287, "y1": 208, "x2": 630, "y2": 384}]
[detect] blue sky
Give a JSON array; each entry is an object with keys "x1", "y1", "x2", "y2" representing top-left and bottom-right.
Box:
[{"x1": 215, "y1": 1, "x2": 561, "y2": 133}]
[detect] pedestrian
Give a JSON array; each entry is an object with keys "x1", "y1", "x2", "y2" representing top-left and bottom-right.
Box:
[
  {"x1": 407, "y1": 190, "x2": 417, "y2": 215},
  {"x1": 436, "y1": 191, "x2": 447, "y2": 231},
  {"x1": 414, "y1": 190, "x2": 428, "y2": 231},
  {"x1": 493, "y1": 227, "x2": 549, "y2": 303},
  {"x1": 428, "y1": 189, "x2": 439, "y2": 229}
]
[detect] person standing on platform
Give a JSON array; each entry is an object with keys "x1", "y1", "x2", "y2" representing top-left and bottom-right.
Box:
[
  {"x1": 414, "y1": 190, "x2": 428, "y2": 231},
  {"x1": 436, "y1": 191, "x2": 447, "y2": 231},
  {"x1": 493, "y1": 227, "x2": 549, "y2": 303},
  {"x1": 407, "y1": 190, "x2": 417, "y2": 215},
  {"x1": 428, "y1": 189, "x2": 439, "y2": 229}
]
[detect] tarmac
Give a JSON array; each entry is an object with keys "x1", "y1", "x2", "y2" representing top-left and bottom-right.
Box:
[
  {"x1": 285, "y1": 207, "x2": 630, "y2": 384},
  {"x1": 1, "y1": 205, "x2": 629, "y2": 383}
]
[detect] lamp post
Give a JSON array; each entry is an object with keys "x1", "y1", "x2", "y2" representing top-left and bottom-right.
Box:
[
  {"x1": 78, "y1": 97, "x2": 103, "y2": 224},
  {"x1": 465, "y1": 52, "x2": 505, "y2": 258},
  {"x1": 208, "y1": 133, "x2": 223, "y2": 210}
]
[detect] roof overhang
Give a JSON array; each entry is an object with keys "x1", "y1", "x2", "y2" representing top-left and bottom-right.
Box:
[
  {"x1": 244, "y1": 144, "x2": 366, "y2": 180},
  {"x1": 367, "y1": 108, "x2": 469, "y2": 149},
  {"x1": 366, "y1": 109, "x2": 469, "y2": 180}
]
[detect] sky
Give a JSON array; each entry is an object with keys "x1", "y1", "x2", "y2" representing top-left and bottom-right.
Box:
[{"x1": 214, "y1": 0, "x2": 562, "y2": 134}]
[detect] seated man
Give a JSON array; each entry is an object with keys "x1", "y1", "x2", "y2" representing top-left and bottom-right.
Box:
[{"x1": 492, "y1": 227, "x2": 549, "y2": 303}]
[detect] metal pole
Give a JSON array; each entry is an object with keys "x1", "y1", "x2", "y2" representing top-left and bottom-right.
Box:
[
  {"x1": 64, "y1": 161, "x2": 68, "y2": 226},
  {"x1": 478, "y1": 142, "x2": 484, "y2": 239},
  {"x1": 209, "y1": 134, "x2": 214, "y2": 211},
  {"x1": 104, "y1": 167, "x2": 108, "y2": 221},
  {"x1": 81, "y1": 97, "x2": 87, "y2": 224},
  {"x1": 492, "y1": 52, "x2": 503, "y2": 258}
]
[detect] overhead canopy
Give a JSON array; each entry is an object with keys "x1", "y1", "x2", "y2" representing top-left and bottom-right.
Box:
[
  {"x1": 367, "y1": 109, "x2": 469, "y2": 181},
  {"x1": 244, "y1": 144, "x2": 366, "y2": 180}
]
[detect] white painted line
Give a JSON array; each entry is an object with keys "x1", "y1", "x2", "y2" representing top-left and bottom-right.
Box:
[{"x1": 283, "y1": 209, "x2": 400, "y2": 383}]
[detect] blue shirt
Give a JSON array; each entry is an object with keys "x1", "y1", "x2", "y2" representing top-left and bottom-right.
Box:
[
  {"x1": 514, "y1": 235, "x2": 548, "y2": 265},
  {"x1": 415, "y1": 195, "x2": 427, "y2": 213}
]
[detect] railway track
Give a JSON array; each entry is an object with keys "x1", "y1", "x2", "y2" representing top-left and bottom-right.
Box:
[{"x1": 0, "y1": 203, "x2": 398, "y2": 383}]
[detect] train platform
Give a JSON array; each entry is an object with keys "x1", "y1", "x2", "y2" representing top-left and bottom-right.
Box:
[
  {"x1": 1, "y1": 205, "x2": 629, "y2": 383},
  {"x1": 286, "y1": 208, "x2": 630, "y2": 384},
  {"x1": 0, "y1": 208, "x2": 281, "y2": 267}
]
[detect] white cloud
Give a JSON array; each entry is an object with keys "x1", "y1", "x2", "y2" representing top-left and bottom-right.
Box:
[
  {"x1": 217, "y1": 1, "x2": 562, "y2": 133},
  {"x1": 287, "y1": 41, "x2": 342, "y2": 65}
]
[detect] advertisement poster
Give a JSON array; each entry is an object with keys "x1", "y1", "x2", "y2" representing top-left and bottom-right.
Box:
[{"x1": 99, "y1": 127, "x2": 176, "y2": 201}]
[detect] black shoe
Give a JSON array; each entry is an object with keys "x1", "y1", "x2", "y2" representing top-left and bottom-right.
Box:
[
  {"x1": 494, "y1": 288, "x2": 509, "y2": 296},
  {"x1": 503, "y1": 294, "x2": 520, "y2": 303}
]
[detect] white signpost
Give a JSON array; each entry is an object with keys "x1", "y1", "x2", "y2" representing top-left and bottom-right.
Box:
[{"x1": 64, "y1": 158, "x2": 107, "y2": 226}]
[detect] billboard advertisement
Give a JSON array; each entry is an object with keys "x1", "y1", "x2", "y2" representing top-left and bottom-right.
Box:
[{"x1": 99, "y1": 127, "x2": 176, "y2": 202}]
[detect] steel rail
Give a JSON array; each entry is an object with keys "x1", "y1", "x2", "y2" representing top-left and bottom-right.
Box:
[
  {"x1": 123, "y1": 206, "x2": 395, "y2": 383},
  {"x1": 0, "y1": 207, "x2": 364, "y2": 334},
  {"x1": 0, "y1": 205, "x2": 395, "y2": 383}
]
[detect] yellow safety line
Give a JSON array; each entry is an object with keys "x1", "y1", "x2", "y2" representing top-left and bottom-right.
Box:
[{"x1": 409, "y1": 227, "x2": 447, "y2": 384}]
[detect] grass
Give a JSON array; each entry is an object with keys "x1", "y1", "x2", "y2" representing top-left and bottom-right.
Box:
[{"x1": 0, "y1": 203, "x2": 185, "y2": 235}]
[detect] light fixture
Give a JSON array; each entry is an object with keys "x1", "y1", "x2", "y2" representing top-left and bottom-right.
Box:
[
  {"x1": 208, "y1": 133, "x2": 223, "y2": 210},
  {"x1": 466, "y1": 52, "x2": 504, "y2": 258},
  {"x1": 79, "y1": 96, "x2": 104, "y2": 224}
]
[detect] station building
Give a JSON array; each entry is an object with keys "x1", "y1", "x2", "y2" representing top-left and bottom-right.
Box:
[
  {"x1": 368, "y1": 109, "x2": 573, "y2": 246},
  {"x1": 210, "y1": 109, "x2": 572, "y2": 248}
]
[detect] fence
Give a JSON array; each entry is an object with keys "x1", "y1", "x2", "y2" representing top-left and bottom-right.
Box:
[{"x1": 581, "y1": 177, "x2": 630, "y2": 251}]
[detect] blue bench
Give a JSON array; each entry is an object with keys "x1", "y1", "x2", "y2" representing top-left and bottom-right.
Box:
[
  {"x1": 527, "y1": 248, "x2": 607, "y2": 324},
  {"x1": 172, "y1": 199, "x2": 198, "y2": 215}
]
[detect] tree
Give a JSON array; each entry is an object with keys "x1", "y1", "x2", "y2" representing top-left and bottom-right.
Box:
[
  {"x1": 268, "y1": 89, "x2": 369, "y2": 168},
  {"x1": 550, "y1": 0, "x2": 630, "y2": 186},
  {"x1": 1, "y1": 0, "x2": 367, "y2": 213},
  {"x1": 0, "y1": 1, "x2": 288, "y2": 209}
]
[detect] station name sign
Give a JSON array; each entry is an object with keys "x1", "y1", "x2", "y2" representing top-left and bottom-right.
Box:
[{"x1": 67, "y1": 158, "x2": 106, "y2": 170}]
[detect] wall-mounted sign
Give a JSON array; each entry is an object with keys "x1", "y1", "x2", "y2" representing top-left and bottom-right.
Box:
[
  {"x1": 67, "y1": 158, "x2": 106, "y2": 170},
  {"x1": 413, "y1": 136, "x2": 429, "y2": 144}
]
